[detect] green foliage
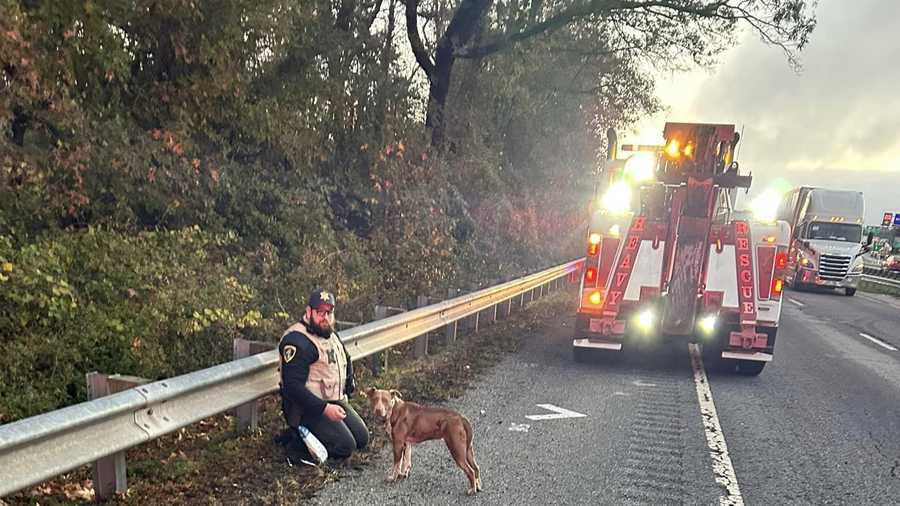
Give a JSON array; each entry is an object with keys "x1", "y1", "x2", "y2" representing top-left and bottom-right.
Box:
[{"x1": 0, "y1": 227, "x2": 273, "y2": 421}]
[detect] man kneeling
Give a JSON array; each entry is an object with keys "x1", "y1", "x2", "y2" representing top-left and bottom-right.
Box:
[{"x1": 276, "y1": 290, "x2": 368, "y2": 464}]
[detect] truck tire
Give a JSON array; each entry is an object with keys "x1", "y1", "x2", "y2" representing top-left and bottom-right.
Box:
[
  {"x1": 573, "y1": 345, "x2": 593, "y2": 363},
  {"x1": 844, "y1": 287, "x2": 856, "y2": 296},
  {"x1": 737, "y1": 360, "x2": 766, "y2": 376}
]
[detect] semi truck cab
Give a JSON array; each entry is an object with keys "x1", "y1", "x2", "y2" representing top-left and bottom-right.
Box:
[{"x1": 778, "y1": 188, "x2": 867, "y2": 296}]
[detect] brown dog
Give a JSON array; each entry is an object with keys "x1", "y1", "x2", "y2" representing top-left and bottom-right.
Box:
[{"x1": 365, "y1": 387, "x2": 482, "y2": 495}]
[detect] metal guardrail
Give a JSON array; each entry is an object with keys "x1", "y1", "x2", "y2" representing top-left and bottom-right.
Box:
[
  {"x1": 0, "y1": 259, "x2": 582, "y2": 497},
  {"x1": 862, "y1": 273, "x2": 900, "y2": 289}
]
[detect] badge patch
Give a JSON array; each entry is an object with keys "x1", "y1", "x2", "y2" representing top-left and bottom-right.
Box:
[{"x1": 282, "y1": 345, "x2": 297, "y2": 363}]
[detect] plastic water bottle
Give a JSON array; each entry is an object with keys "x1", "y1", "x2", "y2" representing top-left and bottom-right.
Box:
[{"x1": 297, "y1": 425, "x2": 328, "y2": 464}]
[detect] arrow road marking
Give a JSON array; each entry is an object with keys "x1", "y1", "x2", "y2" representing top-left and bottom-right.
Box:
[
  {"x1": 525, "y1": 404, "x2": 587, "y2": 421},
  {"x1": 859, "y1": 332, "x2": 898, "y2": 351}
]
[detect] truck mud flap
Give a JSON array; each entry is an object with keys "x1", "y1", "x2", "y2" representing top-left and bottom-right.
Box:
[
  {"x1": 721, "y1": 350, "x2": 772, "y2": 362},
  {"x1": 573, "y1": 338, "x2": 623, "y2": 351}
]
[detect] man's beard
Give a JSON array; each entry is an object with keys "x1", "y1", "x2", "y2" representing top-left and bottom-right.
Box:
[{"x1": 307, "y1": 318, "x2": 332, "y2": 337}]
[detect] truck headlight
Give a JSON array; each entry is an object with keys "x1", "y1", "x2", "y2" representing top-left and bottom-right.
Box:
[
  {"x1": 697, "y1": 315, "x2": 717, "y2": 336},
  {"x1": 633, "y1": 309, "x2": 655, "y2": 334},
  {"x1": 798, "y1": 252, "x2": 816, "y2": 269},
  {"x1": 601, "y1": 181, "x2": 632, "y2": 214},
  {"x1": 851, "y1": 258, "x2": 864, "y2": 273}
]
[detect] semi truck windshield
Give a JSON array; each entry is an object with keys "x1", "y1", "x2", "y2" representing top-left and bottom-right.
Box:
[{"x1": 807, "y1": 222, "x2": 862, "y2": 243}]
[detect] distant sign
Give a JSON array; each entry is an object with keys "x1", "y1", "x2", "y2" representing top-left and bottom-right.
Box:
[
  {"x1": 884, "y1": 213, "x2": 895, "y2": 226},
  {"x1": 895, "y1": 214, "x2": 900, "y2": 226}
]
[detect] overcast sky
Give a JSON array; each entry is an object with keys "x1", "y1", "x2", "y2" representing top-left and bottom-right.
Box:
[{"x1": 631, "y1": 0, "x2": 900, "y2": 225}]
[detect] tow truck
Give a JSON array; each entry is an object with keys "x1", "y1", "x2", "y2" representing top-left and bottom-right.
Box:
[{"x1": 573, "y1": 122, "x2": 790, "y2": 375}]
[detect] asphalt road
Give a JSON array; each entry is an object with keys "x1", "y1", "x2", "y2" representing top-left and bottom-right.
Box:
[{"x1": 311, "y1": 289, "x2": 900, "y2": 505}]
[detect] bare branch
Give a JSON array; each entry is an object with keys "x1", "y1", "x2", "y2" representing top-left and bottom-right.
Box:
[
  {"x1": 456, "y1": 0, "x2": 809, "y2": 61},
  {"x1": 405, "y1": 0, "x2": 436, "y2": 78},
  {"x1": 366, "y1": 0, "x2": 385, "y2": 30}
]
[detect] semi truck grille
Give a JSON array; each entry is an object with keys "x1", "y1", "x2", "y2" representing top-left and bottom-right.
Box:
[{"x1": 819, "y1": 254, "x2": 851, "y2": 281}]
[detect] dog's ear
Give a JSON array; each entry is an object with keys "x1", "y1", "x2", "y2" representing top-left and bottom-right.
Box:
[
  {"x1": 389, "y1": 389, "x2": 403, "y2": 400},
  {"x1": 365, "y1": 386, "x2": 376, "y2": 397}
]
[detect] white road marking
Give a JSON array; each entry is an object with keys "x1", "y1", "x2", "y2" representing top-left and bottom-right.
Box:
[
  {"x1": 689, "y1": 343, "x2": 744, "y2": 506},
  {"x1": 859, "y1": 333, "x2": 898, "y2": 352},
  {"x1": 632, "y1": 379, "x2": 658, "y2": 387},
  {"x1": 508, "y1": 423, "x2": 531, "y2": 432},
  {"x1": 525, "y1": 404, "x2": 587, "y2": 421},
  {"x1": 788, "y1": 298, "x2": 805, "y2": 307}
]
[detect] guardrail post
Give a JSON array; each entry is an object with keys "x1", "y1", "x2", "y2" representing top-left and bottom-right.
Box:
[
  {"x1": 233, "y1": 339, "x2": 275, "y2": 432},
  {"x1": 415, "y1": 295, "x2": 429, "y2": 358},
  {"x1": 498, "y1": 298, "x2": 511, "y2": 319},
  {"x1": 86, "y1": 372, "x2": 149, "y2": 500},
  {"x1": 370, "y1": 305, "x2": 389, "y2": 374},
  {"x1": 446, "y1": 288, "x2": 459, "y2": 343}
]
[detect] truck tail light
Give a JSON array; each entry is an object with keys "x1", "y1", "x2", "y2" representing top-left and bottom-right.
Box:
[
  {"x1": 587, "y1": 233, "x2": 601, "y2": 256},
  {"x1": 584, "y1": 266, "x2": 598, "y2": 286},
  {"x1": 771, "y1": 278, "x2": 783, "y2": 299},
  {"x1": 771, "y1": 248, "x2": 788, "y2": 300},
  {"x1": 775, "y1": 251, "x2": 787, "y2": 270}
]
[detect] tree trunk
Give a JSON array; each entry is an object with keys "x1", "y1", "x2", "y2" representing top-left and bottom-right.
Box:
[
  {"x1": 376, "y1": 0, "x2": 396, "y2": 143},
  {"x1": 412, "y1": 0, "x2": 492, "y2": 148},
  {"x1": 426, "y1": 41, "x2": 454, "y2": 148}
]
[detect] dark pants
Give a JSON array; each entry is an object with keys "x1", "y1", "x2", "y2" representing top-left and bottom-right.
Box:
[{"x1": 300, "y1": 399, "x2": 369, "y2": 460}]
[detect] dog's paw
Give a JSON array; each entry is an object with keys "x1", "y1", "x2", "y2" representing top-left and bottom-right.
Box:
[
  {"x1": 466, "y1": 487, "x2": 478, "y2": 496},
  {"x1": 476, "y1": 479, "x2": 483, "y2": 491},
  {"x1": 386, "y1": 473, "x2": 398, "y2": 483}
]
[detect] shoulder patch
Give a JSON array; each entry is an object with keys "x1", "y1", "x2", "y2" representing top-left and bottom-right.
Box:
[{"x1": 282, "y1": 344, "x2": 297, "y2": 363}]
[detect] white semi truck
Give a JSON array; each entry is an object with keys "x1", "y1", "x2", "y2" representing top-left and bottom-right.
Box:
[{"x1": 776, "y1": 187, "x2": 867, "y2": 296}]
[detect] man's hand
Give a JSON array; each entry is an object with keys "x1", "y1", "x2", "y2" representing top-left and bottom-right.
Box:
[{"x1": 323, "y1": 403, "x2": 346, "y2": 422}]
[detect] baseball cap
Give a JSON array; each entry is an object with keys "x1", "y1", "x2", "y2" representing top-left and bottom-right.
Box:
[{"x1": 308, "y1": 289, "x2": 336, "y2": 311}]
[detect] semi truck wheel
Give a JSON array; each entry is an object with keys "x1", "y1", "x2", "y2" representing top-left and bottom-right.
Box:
[
  {"x1": 737, "y1": 360, "x2": 766, "y2": 376},
  {"x1": 844, "y1": 287, "x2": 856, "y2": 296}
]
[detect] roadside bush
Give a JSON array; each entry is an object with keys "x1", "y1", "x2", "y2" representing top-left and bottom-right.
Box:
[{"x1": 0, "y1": 227, "x2": 277, "y2": 422}]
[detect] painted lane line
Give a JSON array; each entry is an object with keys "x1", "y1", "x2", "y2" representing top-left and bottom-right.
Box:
[
  {"x1": 689, "y1": 343, "x2": 744, "y2": 506},
  {"x1": 525, "y1": 404, "x2": 587, "y2": 421},
  {"x1": 788, "y1": 298, "x2": 805, "y2": 307},
  {"x1": 859, "y1": 333, "x2": 898, "y2": 352}
]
